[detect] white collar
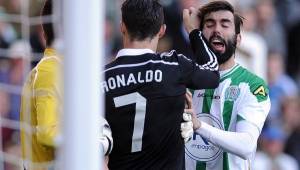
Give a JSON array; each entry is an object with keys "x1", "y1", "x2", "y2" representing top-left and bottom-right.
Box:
[
  {"x1": 219, "y1": 63, "x2": 239, "y2": 77},
  {"x1": 116, "y1": 48, "x2": 155, "y2": 58}
]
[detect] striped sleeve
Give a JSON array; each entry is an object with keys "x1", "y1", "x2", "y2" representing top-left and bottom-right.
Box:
[{"x1": 189, "y1": 29, "x2": 218, "y2": 71}]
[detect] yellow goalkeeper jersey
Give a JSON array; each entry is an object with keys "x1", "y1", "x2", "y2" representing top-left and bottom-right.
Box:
[{"x1": 20, "y1": 48, "x2": 62, "y2": 170}]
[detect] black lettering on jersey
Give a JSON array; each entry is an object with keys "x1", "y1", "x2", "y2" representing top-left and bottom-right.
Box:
[{"x1": 254, "y1": 86, "x2": 266, "y2": 97}]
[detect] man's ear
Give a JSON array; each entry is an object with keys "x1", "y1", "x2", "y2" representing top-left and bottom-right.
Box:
[
  {"x1": 120, "y1": 21, "x2": 126, "y2": 35},
  {"x1": 158, "y1": 24, "x2": 166, "y2": 38},
  {"x1": 236, "y1": 33, "x2": 241, "y2": 46}
]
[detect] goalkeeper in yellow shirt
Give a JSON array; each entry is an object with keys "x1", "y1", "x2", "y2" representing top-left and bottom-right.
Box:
[{"x1": 20, "y1": 1, "x2": 113, "y2": 169}]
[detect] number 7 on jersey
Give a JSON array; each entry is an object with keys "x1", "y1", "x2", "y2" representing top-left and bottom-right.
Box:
[{"x1": 113, "y1": 92, "x2": 146, "y2": 152}]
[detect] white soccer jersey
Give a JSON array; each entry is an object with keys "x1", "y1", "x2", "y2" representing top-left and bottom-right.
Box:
[{"x1": 185, "y1": 64, "x2": 270, "y2": 170}]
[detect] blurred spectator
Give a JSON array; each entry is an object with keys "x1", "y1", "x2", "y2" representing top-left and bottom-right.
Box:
[
  {"x1": 0, "y1": 89, "x2": 9, "y2": 116},
  {"x1": 287, "y1": 21, "x2": 300, "y2": 81},
  {"x1": 236, "y1": 3, "x2": 268, "y2": 80},
  {"x1": 281, "y1": 96, "x2": 300, "y2": 133},
  {"x1": 7, "y1": 40, "x2": 32, "y2": 121},
  {"x1": 254, "y1": 126, "x2": 299, "y2": 170},
  {"x1": 0, "y1": 7, "x2": 17, "y2": 53},
  {"x1": 255, "y1": 0, "x2": 287, "y2": 57},
  {"x1": 3, "y1": 0, "x2": 21, "y2": 14},
  {"x1": 104, "y1": 16, "x2": 121, "y2": 64},
  {"x1": 0, "y1": 55, "x2": 10, "y2": 82},
  {"x1": 267, "y1": 52, "x2": 298, "y2": 127},
  {"x1": 273, "y1": 0, "x2": 300, "y2": 29},
  {"x1": 4, "y1": 135, "x2": 22, "y2": 170},
  {"x1": 283, "y1": 97, "x2": 300, "y2": 167}
]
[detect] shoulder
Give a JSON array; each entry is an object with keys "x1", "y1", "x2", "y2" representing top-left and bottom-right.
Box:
[
  {"x1": 36, "y1": 55, "x2": 60, "y2": 73},
  {"x1": 238, "y1": 67, "x2": 269, "y2": 102},
  {"x1": 34, "y1": 56, "x2": 60, "y2": 87}
]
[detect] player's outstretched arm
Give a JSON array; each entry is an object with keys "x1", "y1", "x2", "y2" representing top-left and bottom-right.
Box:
[{"x1": 193, "y1": 119, "x2": 259, "y2": 160}]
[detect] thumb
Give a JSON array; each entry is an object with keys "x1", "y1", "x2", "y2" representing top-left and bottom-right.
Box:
[{"x1": 183, "y1": 9, "x2": 190, "y2": 23}]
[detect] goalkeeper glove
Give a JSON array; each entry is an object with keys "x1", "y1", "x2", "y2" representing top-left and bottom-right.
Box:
[
  {"x1": 99, "y1": 117, "x2": 113, "y2": 156},
  {"x1": 181, "y1": 112, "x2": 193, "y2": 143}
]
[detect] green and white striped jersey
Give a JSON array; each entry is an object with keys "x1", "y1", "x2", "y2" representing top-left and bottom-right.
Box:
[{"x1": 185, "y1": 64, "x2": 270, "y2": 170}]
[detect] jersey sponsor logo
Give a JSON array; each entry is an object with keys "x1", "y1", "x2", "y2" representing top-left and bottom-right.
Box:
[
  {"x1": 225, "y1": 85, "x2": 240, "y2": 101},
  {"x1": 254, "y1": 86, "x2": 266, "y2": 97},
  {"x1": 101, "y1": 69, "x2": 163, "y2": 92},
  {"x1": 185, "y1": 113, "x2": 223, "y2": 162},
  {"x1": 197, "y1": 92, "x2": 220, "y2": 99}
]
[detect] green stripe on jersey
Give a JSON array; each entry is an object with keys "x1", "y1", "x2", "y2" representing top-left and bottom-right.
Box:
[
  {"x1": 220, "y1": 65, "x2": 244, "y2": 83},
  {"x1": 249, "y1": 79, "x2": 269, "y2": 102},
  {"x1": 221, "y1": 67, "x2": 244, "y2": 170},
  {"x1": 196, "y1": 162, "x2": 206, "y2": 170},
  {"x1": 223, "y1": 153, "x2": 229, "y2": 170},
  {"x1": 237, "y1": 114, "x2": 245, "y2": 122},
  {"x1": 197, "y1": 89, "x2": 215, "y2": 169},
  {"x1": 222, "y1": 101, "x2": 233, "y2": 130},
  {"x1": 220, "y1": 64, "x2": 240, "y2": 80},
  {"x1": 202, "y1": 89, "x2": 215, "y2": 113},
  {"x1": 222, "y1": 64, "x2": 269, "y2": 102}
]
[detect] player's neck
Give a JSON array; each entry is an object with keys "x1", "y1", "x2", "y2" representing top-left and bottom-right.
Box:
[
  {"x1": 219, "y1": 56, "x2": 235, "y2": 71},
  {"x1": 123, "y1": 36, "x2": 158, "y2": 52}
]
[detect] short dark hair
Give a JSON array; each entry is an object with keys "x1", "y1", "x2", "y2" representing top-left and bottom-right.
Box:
[
  {"x1": 121, "y1": 0, "x2": 164, "y2": 41},
  {"x1": 41, "y1": 0, "x2": 54, "y2": 46},
  {"x1": 199, "y1": 1, "x2": 243, "y2": 34}
]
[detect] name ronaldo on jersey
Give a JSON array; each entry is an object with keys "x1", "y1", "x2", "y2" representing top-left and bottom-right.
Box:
[{"x1": 101, "y1": 69, "x2": 163, "y2": 92}]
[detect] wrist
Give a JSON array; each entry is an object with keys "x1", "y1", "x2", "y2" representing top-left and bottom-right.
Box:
[{"x1": 188, "y1": 28, "x2": 198, "y2": 34}]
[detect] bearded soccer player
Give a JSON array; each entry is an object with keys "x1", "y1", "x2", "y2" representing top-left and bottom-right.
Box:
[
  {"x1": 185, "y1": 1, "x2": 271, "y2": 170},
  {"x1": 103, "y1": 0, "x2": 220, "y2": 169}
]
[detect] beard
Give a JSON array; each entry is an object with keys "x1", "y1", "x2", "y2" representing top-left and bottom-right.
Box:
[{"x1": 208, "y1": 34, "x2": 237, "y2": 64}]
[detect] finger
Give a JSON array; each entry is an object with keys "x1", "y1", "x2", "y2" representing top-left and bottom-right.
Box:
[
  {"x1": 186, "y1": 89, "x2": 192, "y2": 97},
  {"x1": 183, "y1": 9, "x2": 190, "y2": 22},
  {"x1": 181, "y1": 131, "x2": 192, "y2": 139},
  {"x1": 184, "y1": 109, "x2": 194, "y2": 114},
  {"x1": 181, "y1": 122, "x2": 193, "y2": 130},
  {"x1": 183, "y1": 112, "x2": 192, "y2": 121},
  {"x1": 191, "y1": 114, "x2": 201, "y2": 130},
  {"x1": 189, "y1": 7, "x2": 197, "y2": 14},
  {"x1": 185, "y1": 92, "x2": 192, "y2": 109}
]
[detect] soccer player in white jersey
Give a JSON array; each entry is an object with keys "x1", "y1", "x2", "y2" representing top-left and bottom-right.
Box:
[{"x1": 185, "y1": 1, "x2": 271, "y2": 170}]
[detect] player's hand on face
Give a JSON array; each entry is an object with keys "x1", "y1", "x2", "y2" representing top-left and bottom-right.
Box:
[{"x1": 183, "y1": 7, "x2": 200, "y2": 34}]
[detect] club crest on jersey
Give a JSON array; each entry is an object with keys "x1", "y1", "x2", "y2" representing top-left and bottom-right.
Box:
[
  {"x1": 225, "y1": 85, "x2": 240, "y2": 101},
  {"x1": 185, "y1": 113, "x2": 223, "y2": 162}
]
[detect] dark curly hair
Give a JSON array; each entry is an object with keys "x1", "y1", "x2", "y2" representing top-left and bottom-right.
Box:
[
  {"x1": 121, "y1": 0, "x2": 164, "y2": 41},
  {"x1": 199, "y1": 1, "x2": 243, "y2": 34}
]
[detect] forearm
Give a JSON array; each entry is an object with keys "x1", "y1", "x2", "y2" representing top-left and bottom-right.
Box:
[
  {"x1": 189, "y1": 29, "x2": 218, "y2": 71},
  {"x1": 195, "y1": 121, "x2": 259, "y2": 160}
]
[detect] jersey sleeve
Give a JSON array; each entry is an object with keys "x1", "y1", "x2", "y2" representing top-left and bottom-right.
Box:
[
  {"x1": 177, "y1": 29, "x2": 219, "y2": 89},
  {"x1": 189, "y1": 29, "x2": 218, "y2": 70},
  {"x1": 34, "y1": 61, "x2": 60, "y2": 147},
  {"x1": 177, "y1": 53, "x2": 220, "y2": 90},
  {"x1": 237, "y1": 80, "x2": 271, "y2": 132}
]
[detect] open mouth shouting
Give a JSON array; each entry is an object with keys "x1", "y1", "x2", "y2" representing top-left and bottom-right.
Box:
[{"x1": 209, "y1": 36, "x2": 226, "y2": 54}]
